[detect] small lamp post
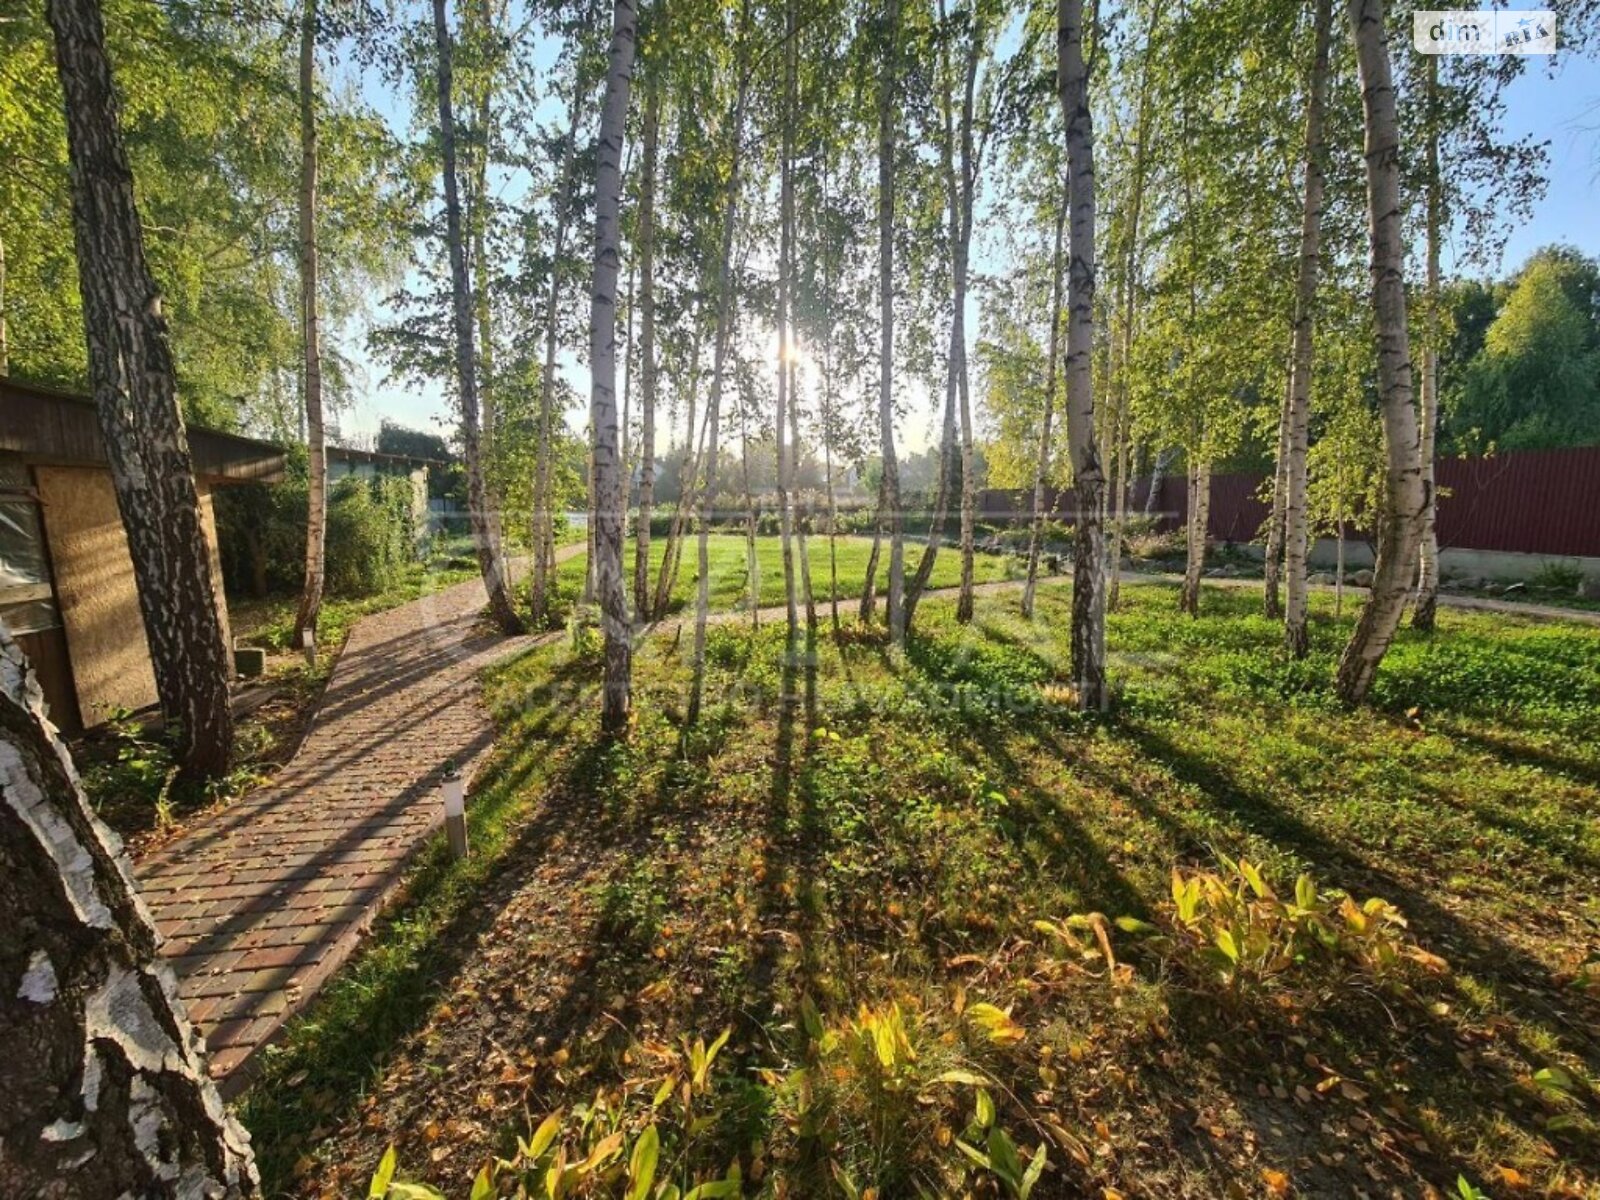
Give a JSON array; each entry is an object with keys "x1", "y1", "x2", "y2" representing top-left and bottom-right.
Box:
[
  {"x1": 441, "y1": 770, "x2": 468, "y2": 860},
  {"x1": 303, "y1": 628, "x2": 317, "y2": 669}
]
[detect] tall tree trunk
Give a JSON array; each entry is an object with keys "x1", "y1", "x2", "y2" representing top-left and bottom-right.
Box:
[
  {"x1": 1412, "y1": 52, "x2": 1442, "y2": 632},
  {"x1": 47, "y1": 0, "x2": 234, "y2": 779},
  {"x1": 905, "y1": 361, "x2": 956, "y2": 629},
  {"x1": 652, "y1": 308, "x2": 705, "y2": 619},
  {"x1": 953, "y1": 26, "x2": 979, "y2": 626},
  {"x1": 1283, "y1": 0, "x2": 1333, "y2": 658},
  {"x1": 1335, "y1": 0, "x2": 1425, "y2": 705},
  {"x1": 907, "y1": 0, "x2": 961, "y2": 633},
  {"x1": 1144, "y1": 446, "x2": 1171, "y2": 515},
  {"x1": 0, "y1": 627, "x2": 258, "y2": 1197},
  {"x1": 859, "y1": 470, "x2": 887, "y2": 625},
  {"x1": 775, "y1": 0, "x2": 799, "y2": 646},
  {"x1": 737, "y1": 372, "x2": 760, "y2": 627},
  {"x1": 531, "y1": 85, "x2": 585, "y2": 626},
  {"x1": 687, "y1": 65, "x2": 748, "y2": 727},
  {"x1": 1109, "y1": 374, "x2": 1132, "y2": 607},
  {"x1": 589, "y1": 0, "x2": 635, "y2": 735},
  {"x1": 1262, "y1": 377, "x2": 1291, "y2": 618},
  {"x1": 293, "y1": 0, "x2": 326, "y2": 653},
  {"x1": 820, "y1": 171, "x2": 842, "y2": 632},
  {"x1": 634, "y1": 79, "x2": 660, "y2": 623},
  {"x1": 431, "y1": 0, "x2": 523, "y2": 636},
  {"x1": 1022, "y1": 195, "x2": 1066, "y2": 619},
  {"x1": 1058, "y1": 0, "x2": 1106, "y2": 708},
  {"x1": 787, "y1": 356, "x2": 816, "y2": 630},
  {"x1": 878, "y1": 0, "x2": 906, "y2": 648},
  {"x1": 467, "y1": 0, "x2": 500, "y2": 467},
  {"x1": 1335, "y1": 470, "x2": 1346, "y2": 619},
  {"x1": 1180, "y1": 457, "x2": 1210, "y2": 616}
]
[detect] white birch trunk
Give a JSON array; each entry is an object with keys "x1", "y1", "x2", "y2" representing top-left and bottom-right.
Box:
[
  {"x1": 294, "y1": 0, "x2": 326, "y2": 653},
  {"x1": 46, "y1": 0, "x2": 236, "y2": 779},
  {"x1": 1412, "y1": 53, "x2": 1442, "y2": 632},
  {"x1": 878, "y1": 0, "x2": 906, "y2": 648},
  {"x1": 634, "y1": 80, "x2": 660, "y2": 624},
  {"x1": 0, "y1": 624, "x2": 257, "y2": 1196},
  {"x1": 589, "y1": 0, "x2": 635, "y2": 734},
  {"x1": 1335, "y1": 0, "x2": 1426, "y2": 704},
  {"x1": 431, "y1": 0, "x2": 523, "y2": 637},
  {"x1": 1058, "y1": 0, "x2": 1107, "y2": 708},
  {"x1": 687, "y1": 65, "x2": 748, "y2": 726},
  {"x1": 1284, "y1": 0, "x2": 1333, "y2": 658}
]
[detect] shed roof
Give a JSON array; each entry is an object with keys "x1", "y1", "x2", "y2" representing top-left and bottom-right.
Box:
[
  {"x1": 327, "y1": 445, "x2": 445, "y2": 471},
  {"x1": 0, "y1": 379, "x2": 286, "y2": 484}
]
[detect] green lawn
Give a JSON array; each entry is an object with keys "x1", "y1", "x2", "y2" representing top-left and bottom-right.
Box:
[
  {"x1": 243, "y1": 582, "x2": 1600, "y2": 1199},
  {"x1": 557, "y1": 531, "x2": 1022, "y2": 616}
]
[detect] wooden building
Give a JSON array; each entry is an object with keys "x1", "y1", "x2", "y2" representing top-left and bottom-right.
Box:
[{"x1": 0, "y1": 379, "x2": 286, "y2": 734}]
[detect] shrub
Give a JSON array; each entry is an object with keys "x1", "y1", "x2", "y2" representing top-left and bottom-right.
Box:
[
  {"x1": 1530, "y1": 560, "x2": 1584, "y2": 592},
  {"x1": 214, "y1": 476, "x2": 311, "y2": 597},
  {"x1": 217, "y1": 470, "x2": 420, "y2": 601},
  {"x1": 324, "y1": 476, "x2": 417, "y2": 598}
]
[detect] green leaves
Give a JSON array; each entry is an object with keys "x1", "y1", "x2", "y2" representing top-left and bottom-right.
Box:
[
  {"x1": 368, "y1": 1148, "x2": 446, "y2": 1200},
  {"x1": 965, "y1": 1002, "x2": 1025, "y2": 1044},
  {"x1": 369, "y1": 1146, "x2": 396, "y2": 1197},
  {"x1": 956, "y1": 1127, "x2": 1049, "y2": 1199},
  {"x1": 625, "y1": 1126, "x2": 660, "y2": 1200}
]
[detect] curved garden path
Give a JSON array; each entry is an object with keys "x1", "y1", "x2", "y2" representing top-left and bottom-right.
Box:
[{"x1": 133, "y1": 555, "x2": 576, "y2": 1090}]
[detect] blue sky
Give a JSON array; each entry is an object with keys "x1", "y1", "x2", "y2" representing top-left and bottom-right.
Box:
[
  {"x1": 1448, "y1": 49, "x2": 1600, "y2": 273},
  {"x1": 330, "y1": 28, "x2": 1600, "y2": 447}
]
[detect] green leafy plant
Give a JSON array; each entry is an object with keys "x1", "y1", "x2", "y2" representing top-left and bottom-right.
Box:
[
  {"x1": 368, "y1": 1032, "x2": 744, "y2": 1200},
  {"x1": 1529, "y1": 560, "x2": 1584, "y2": 593},
  {"x1": 1163, "y1": 857, "x2": 1448, "y2": 993},
  {"x1": 768, "y1": 997, "x2": 1046, "y2": 1197}
]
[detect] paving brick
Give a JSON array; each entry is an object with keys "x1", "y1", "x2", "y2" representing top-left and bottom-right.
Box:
[{"x1": 132, "y1": 561, "x2": 571, "y2": 1089}]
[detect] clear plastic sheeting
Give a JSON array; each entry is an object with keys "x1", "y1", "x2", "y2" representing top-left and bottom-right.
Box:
[{"x1": 0, "y1": 459, "x2": 62, "y2": 634}]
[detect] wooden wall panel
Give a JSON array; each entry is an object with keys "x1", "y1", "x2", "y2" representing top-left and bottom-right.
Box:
[{"x1": 35, "y1": 466, "x2": 160, "y2": 724}]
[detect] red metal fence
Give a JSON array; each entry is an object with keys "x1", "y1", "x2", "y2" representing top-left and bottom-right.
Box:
[{"x1": 978, "y1": 444, "x2": 1600, "y2": 558}]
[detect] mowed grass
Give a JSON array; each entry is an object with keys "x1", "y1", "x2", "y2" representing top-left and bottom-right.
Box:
[
  {"x1": 242, "y1": 581, "x2": 1600, "y2": 1198},
  {"x1": 556, "y1": 531, "x2": 1021, "y2": 615}
]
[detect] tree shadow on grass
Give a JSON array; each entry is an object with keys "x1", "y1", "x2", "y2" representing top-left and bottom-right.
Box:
[
  {"x1": 1436, "y1": 719, "x2": 1600, "y2": 793},
  {"x1": 240, "y1": 653, "x2": 616, "y2": 1190},
  {"x1": 1115, "y1": 718, "x2": 1600, "y2": 1068}
]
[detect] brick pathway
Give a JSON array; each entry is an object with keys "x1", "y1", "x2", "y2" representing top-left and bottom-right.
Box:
[{"x1": 134, "y1": 566, "x2": 558, "y2": 1089}]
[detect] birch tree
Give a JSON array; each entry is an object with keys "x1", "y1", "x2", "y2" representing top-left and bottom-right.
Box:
[
  {"x1": 1282, "y1": 0, "x2": 1334, "y2": 658},
  {"x1": 431, "y1": 0, "x2": 525, "y2": 636},
  {"x1": 1335, "y1": 0, "x2": 1424, "y2": 705},
  {"x1": 1411, "y1": 55, "x2": 1442, "y2": 632},
  {"x1": 293, "y1": 0, "x2": 326, "y2": 654},
  {"x1": 687, "y1": 7, "x2": 750, "y2": 725},
  {"x1": 1021, "y1": 194, "x2": 1064, "y2": 620},
  {"x1": 46, "y1": 0, "x2": 236, "y2": 779},
  {"x1": 1057, "y1": 0, "x2": 1106, "y2": 708},
  {"x1": 530, "y1": 69, "x2": 590, "y2": 627},
  {"x1": 877, "y1": 0, "x2": 907, "y2": 648},
  {"x1": 774, "y1": 0, "x2": 800, "y2": 647},
  {"x1": 634, "y1": 76, "x2": 661, "y2": 623},
  {"x1": 0, "y1": 627, "x2": 258, "y2": 1196},
  {"x1": 590, "y1": 0, "x2": 636, "y2": 734}
]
